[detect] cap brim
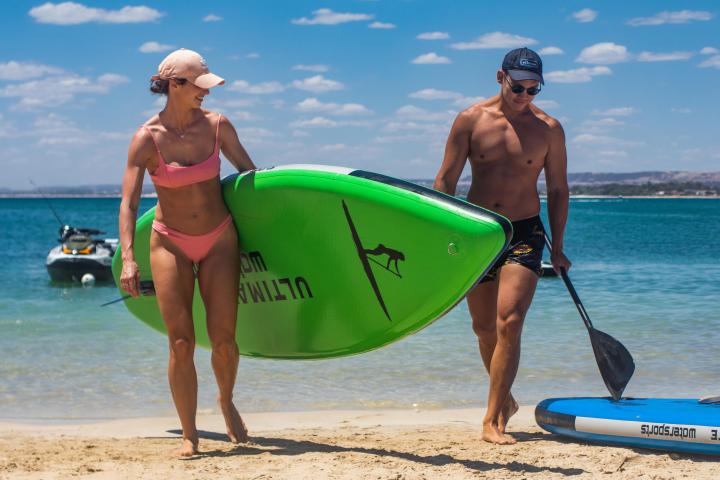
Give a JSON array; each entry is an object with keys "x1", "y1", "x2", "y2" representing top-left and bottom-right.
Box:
[
  {"x1": 507, "y1": 69, "x2": 544, "y2": 85},
  {"x1": 192, "y1": 72, "x2": 225, "y2": 89}
]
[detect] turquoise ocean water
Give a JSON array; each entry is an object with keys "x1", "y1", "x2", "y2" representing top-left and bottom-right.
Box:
[{"x1": 0, "y1": 197, "x2": 718, "y2": 421}]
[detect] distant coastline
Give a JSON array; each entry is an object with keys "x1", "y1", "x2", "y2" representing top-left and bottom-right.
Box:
[{"x1": 3, "y1": 170, "x2": 719, "y2": 199}]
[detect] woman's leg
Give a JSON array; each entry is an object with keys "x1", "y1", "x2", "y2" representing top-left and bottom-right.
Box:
[
  {"x1": 150, "y1": 230, "x2": 199, "y2": 456},
  {"x1": 197, "y1": 223, "x2": 248, "y2": 443}
]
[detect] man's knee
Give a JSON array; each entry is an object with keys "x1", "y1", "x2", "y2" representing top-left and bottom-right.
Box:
[
  {"x1": 472, "y1": 315, "x2": 496, "y2": 339},
  {"x1": 169, "y1": 336, "x2": 195, "y2": 361},
  {"x1": 496, "y1": 311, "x2": 525, "y2": 342}
]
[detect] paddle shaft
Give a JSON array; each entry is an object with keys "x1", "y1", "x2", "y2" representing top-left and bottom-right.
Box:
[{"x1": 543, "y1": 233, "x2": 594, "y2": 330}]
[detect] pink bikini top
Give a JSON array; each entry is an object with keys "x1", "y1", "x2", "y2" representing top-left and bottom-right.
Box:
[{"x1": 146, "y1": 115, "x2": 222, "y2": 189}]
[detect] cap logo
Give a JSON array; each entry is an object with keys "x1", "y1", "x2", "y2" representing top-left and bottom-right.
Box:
[{"x1": 519, "y1": 58, "x2": 538, "y2": 68}]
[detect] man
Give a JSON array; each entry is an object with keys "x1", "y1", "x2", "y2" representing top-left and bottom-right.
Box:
[{"x1": 433, "y1": 47, "x2": 571, "y2": 444}]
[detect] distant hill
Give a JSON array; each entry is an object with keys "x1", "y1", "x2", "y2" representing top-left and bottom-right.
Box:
[
  {"x1": 559, "y1": 171, "x2": 720, "y2": 185},
  {"x1": 3, "y1": 171, "x2": 719, "y2": 197}
]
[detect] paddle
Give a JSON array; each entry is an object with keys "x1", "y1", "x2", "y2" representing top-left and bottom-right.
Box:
[
  {"x1": 544, "y1": 233, "x2": 635, "y2": 401},
  {"x1": 100, "y1": 280, "x2": 156, "y2": 307}
]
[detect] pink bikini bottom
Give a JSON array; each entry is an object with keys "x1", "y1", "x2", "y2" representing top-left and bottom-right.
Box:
[{"x1": 152, "y1": 214, "x2": 233, "y2": 263}]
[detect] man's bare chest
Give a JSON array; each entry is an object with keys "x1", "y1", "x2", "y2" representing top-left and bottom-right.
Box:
[{"x1": 469, "y1": 121, "x2": 548, "y2": 165}]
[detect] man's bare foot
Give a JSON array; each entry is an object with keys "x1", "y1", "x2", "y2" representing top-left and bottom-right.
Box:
[
  {"x1": 498, "y1": 395, "x2": 519, "y2": 433},
  {"x1": 175, "y1": 438, "x2": 199, "y2": 457},
  {"x1": 219, "y1": 400, "x2": 249, "y2": 443},
  {"x1": 482, "y1": 423, "x2": 517, "y2": 445}
]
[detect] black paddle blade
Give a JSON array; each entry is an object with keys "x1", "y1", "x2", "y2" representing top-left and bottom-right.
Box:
[{"x1": 588, "y1": 327, "x2": 635, "y2": 401}]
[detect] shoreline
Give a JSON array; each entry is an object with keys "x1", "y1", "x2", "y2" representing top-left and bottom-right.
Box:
[
  {"x1": 2, "y1": 193, "x2": 718, "y2": 199},
  {"x1": 1, "y1": 406, "x2": 716, "y2": 479}
]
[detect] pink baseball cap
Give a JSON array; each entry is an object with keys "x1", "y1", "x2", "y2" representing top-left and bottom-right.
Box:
[{"x1": 151, "y1": 48, "x2": 225, "y2": 89}]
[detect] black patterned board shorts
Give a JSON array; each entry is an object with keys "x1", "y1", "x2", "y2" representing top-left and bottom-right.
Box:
[{"x1": 480, "y1": 215, "x2": 545, "y2": 283}]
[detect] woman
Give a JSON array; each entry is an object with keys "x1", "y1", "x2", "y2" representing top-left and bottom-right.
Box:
[{"x1": 119, "y1": 48, "x2": 256, "y2": 456}]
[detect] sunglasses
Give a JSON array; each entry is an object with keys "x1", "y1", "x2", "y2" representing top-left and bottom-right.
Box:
[{"x1": 504, "y1": 75, "x2": 541, "y2": 96}]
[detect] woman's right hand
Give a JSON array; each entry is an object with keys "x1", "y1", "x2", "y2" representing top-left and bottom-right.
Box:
[{"x1": 120, "y1": 260, "x2": 140, "y2": 297}]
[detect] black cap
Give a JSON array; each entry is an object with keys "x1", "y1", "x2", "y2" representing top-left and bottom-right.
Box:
[{"x1": 502, "y1": 47, "x2": 544, "y2": 85}]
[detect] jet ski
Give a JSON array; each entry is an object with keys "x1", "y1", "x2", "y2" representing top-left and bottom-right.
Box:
[
  {"x1": 541, "y1": 260, "x2": 558, "y2": 278},
  {"x1": 46, "y1": 225, "x2": 118, "y2": 283}
]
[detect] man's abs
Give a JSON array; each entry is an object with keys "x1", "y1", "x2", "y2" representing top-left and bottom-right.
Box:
[{"x1": 466, "y1": 170, "x2": 542, "y2": 221}]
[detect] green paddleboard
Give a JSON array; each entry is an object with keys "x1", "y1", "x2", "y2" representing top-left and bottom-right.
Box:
[{"x1": 112, "y1": 165, "x2": 511, "y2": 359}]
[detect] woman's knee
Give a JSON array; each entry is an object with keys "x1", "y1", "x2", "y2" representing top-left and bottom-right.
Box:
[
  {"x1": 211, "y1": 337, "x2": 238, "y2": 361},
  {"x1": 169, "y1": 335, "x2": 195, "y2": 361}
]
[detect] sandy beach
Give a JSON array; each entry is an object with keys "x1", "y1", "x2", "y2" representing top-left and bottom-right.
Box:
[{"x1": 1, "y1": 406, "x2": 716, "y2": 479}]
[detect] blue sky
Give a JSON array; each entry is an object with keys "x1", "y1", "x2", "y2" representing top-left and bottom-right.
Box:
[{"x1": 0, "y1": 1, "x2": 718, "y2": 188}]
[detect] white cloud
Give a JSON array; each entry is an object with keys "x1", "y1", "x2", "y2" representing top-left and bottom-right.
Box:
[
  {"x1": 700, "y1": 47, "x2": 719, "y2": 55},
  {"x1": 411, "y1": 52, "x2": 451, "y2": 64},
  {"x1": 572, "y1": 8, "x2": 598, "y2": 23},
  {"x1": 417, "y1": 31, "x2": 449, "y2": 40},
  {"x1": 229, "y1": 111, "x2": 256, "y2": 122},
  {"x1": 29, "y1": 2, "x2": 163, "y2": 25},
  {"x1": 369, "y1": 21, "x2": 395, "y2": 29},
  {"x1": 291, "y1": 8, "x2": 372, "y2": 26},
  {"x1": 534, "y1": 100, "x2": 559, "y2": 109},
  {"x1": 627, "y1": 10, "x2": 713, "y2": 26},
  {"x1": 576, "y1": 43, "x2": 630, "y2": 64},
  {"x1": 582, "y1": 118, "x2": 626, "y2": 131},
  {"x1": 246, "y1": 53, "x2": 261, "y2": 59},
  {"x1": 572, "y1": 134, "x2": 642, "y2": 147},
  {"x1": 453, "y1": 96, "x2": 485, "y2": 108},
  {"x1": 545, "y1": 66, "x2": 612, "y2": 83},
  {"x1": 32, "y1": 113, "x2": 92, "y2": 146},
  {"x1": 699, "y1": 56, "x2": 720, "y2": 69},
  {"x1": 296, "y1": 97, "x2": 372, "y2": 116},
  {"x1": 290, "y1": 117, "x2": 339, "y2": 128},
  {"x1": 596, "y1": 150, "x2": 628, "y2": 158},
  {"x1": 451, "y1": 32, "x2": 537, "y2": 50},
  {"x1": 319, "y1": 144, "x2": 347, "y2": 151},
  {"x1": 203, "y1": 14, "x2": 222, "y2": 22},
  {"x1": 139, "y1": 41, "x2": 174, "y2": 53},
  {"x1": 0, "y1": 72, "x2": 129, "y2": 110},
  {"x1": 538, "y1": 46, "x2": 564, "y2": 56},
  {"x1": 409, "y1": 88, "x2": 462, "y2": 100},
  {"x1": 593, "y1": 107, "x2": 637, "y2": 116},
  {"x1": 293, "y1": 64, "x2": 329, "y2": 72},
  {"x1": 383, "y1": 121, "x2": 447, "y2": 134},
  {"x1": 291, "y1": 75, "x2": 344, "y2": 93},
  {"x1": 0, "y1": 61, "x2": 63, "y2": 81},
  {"x1": 236, "y1": 127, "x2": 276, "y2": 138},
  {"x1": 228, "y1": 80, "x2": 285, "y2": 94},
  {"x1": 292, "y1": 130, "x2": 310, "y2": 138},
  {"x1": 671, "y1": 107, "x2": 692, "y2": 114},
  {"x1": 395, "y1": 105, "x2": 452, "y2": 122},
  {"x1": 637, "y1": 51, "x2": 693, "y2": 62}
]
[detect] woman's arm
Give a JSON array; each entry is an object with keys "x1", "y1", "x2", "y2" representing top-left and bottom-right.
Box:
[
  {"x1": 118, "y1": 128, "x2": 152, "y2": 296},
  {"x1": 218, "y1": 115, "x2": 257, "y2": 173}
]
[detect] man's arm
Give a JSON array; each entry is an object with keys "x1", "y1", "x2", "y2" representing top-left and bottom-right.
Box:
[
  {"x1": 218, "y1": 115, "x2": 257, "y2": 173},
  {"x1": 543, "y1": 119, "x2": 571, "y2": 272},
  {"x1": 433, "y1": 112, "x2": 473, "y2": 195}
]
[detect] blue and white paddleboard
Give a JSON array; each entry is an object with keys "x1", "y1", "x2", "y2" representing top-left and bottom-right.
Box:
[{"x1": 536, "y1": 397, "x2": 720, "y2": 455}]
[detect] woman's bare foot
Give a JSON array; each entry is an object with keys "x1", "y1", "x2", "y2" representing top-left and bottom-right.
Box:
[
  {"x1": 482, "y1": 423, "x2": 517, "y2": 445},
  {"x1": 219, "y1": 399, "x2": 249, "y2": 443},
  {"x1": 175, "y1": 438, "x2": 199, "y2": 457},
  {"x1": 498, "y1": 395, "x2": 519, "y2": 434}
]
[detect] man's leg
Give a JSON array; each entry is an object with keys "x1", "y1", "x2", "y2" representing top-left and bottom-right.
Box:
[
  {"x1": 467, "y1": 277, "x2": 519, "y2": 432},
  {"x1": 482, "y1": 264, "x2": 539, "y2": 444}
]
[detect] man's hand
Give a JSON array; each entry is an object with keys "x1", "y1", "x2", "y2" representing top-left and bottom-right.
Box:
[{"x1": 551, "y1": 250, "x2": 571, "y2": 274}]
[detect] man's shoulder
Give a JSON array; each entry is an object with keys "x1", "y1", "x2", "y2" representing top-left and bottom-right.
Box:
[
  {"x1": 530, "y1": 104, "x2": 563, "y2": 130},
  {"x1": 455, "y1": 99, "x2": 496, "y2": 127}
]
